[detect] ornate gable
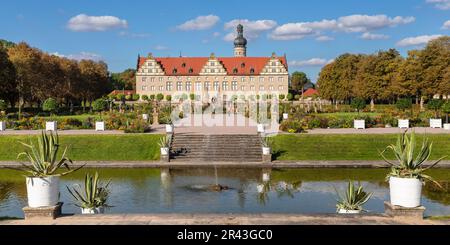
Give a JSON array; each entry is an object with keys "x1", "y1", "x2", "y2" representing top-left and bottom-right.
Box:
[
  {"x1": 137, "y1": 54, "x2": 165, "y2": 76},
  {"x1": 260, "y1": 53, "x2": 288, "y2": 75},
  {"x1": 199, "y1": 53, "x2": 227, "y2": 76}
]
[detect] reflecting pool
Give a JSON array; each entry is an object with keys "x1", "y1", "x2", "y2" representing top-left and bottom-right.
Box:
[{"x1": 1, "y1": 168, "x2": 449, "y2": 218}]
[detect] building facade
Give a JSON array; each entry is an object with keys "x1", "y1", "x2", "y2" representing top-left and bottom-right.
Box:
[{"x1": 136, "y1": 24, "x2": 289, "y2": 102}]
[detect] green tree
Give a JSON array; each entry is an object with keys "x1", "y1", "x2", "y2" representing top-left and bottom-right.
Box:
[
  {"x1": 0, "y1": 46, "x2": 17, "y2": 107},
  {"x1": 42, "y1": 98, "x2": 58, "y2": 115},
  {"x1": 92, "y1": 98, "x2": 107, "y2": 112},
  {"x1": 287, "y1": 93, "x2": 294, "y2": 101},
  {"x1": 141, "y1": 95, "x2": 149, "y2": 101},
  {"x1": 291, "y1": 71, "x2": 310, "y2": 97},
  {"x1": 350, "y1": 98, "x2": 366, "y2": 116},
  {"x1": 427, "y1": 99, "x2": 443, "y2": 118},
  {"x1": 110, "y1": 69, "x2": 136, "y2": 90},
  {"x1": 0, "y1": 99, "x2": 7, "y2": 111},
  {"x1": 157, "y1": 93, "x2": 164, "y2": 101},
  {"x1": 442, "y1": 101, "x2": 450, "y2": 123},
  {"x1": 278, "y1": 94, "x2": 285, "y2": 100},
  {"x1": 395, "y1": 98, "x2": 412, "y2": 112},
  {"x1": 166, "y1": 95, "x2": 172, "y2": 101}
]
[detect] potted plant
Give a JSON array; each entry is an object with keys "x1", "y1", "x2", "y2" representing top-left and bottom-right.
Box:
[
  {"x1": 442, "y1": 101, "x2": 450, "y2": 130},
  {"x1": 66, "y1": 172, "x2": 111, "y2": 214},
  {"x1": 92, "y1": 98, "x2": 108, "y2": 131},
  {"x1": 260, "y1": 136, "x2": 273, "y2": 155},
  {"x1": 158, "y1": 135, "x2": 171, "y2": 156},
  {"x1": 257, "y1": 114, "x2": 268, "y2": 133},
  {"x1": 380, "y1": 130, "x2": 446, "y2": 207},
  {"x1": 427, "y1": 99, "x2": 443, "y2": 128},
  {"x1": 17, "y1": 131, "x2": 84, "y2": 207},
  {"x1": 351, "y1": 98, "x2": 366, "y2": 129},
  {"x1": 335, "y1": 180, "x2": 372, "y2": 214},
  {"x1": 43, "y1": 98, "x2": 58, "y2": 131},
  {"x1": 0, "y1": 99, "x2": 6, "y2": 131},
  {"x1": 165, "y1": 116, "x2": 174, "y2": 134},
  {"x1": 396, "y1": 98, "x2": 412, "y2": 128}
]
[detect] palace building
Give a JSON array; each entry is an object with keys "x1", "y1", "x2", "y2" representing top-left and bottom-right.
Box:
[{"x1": 135, "y1": 24, "x2": 289, "y2": 102}]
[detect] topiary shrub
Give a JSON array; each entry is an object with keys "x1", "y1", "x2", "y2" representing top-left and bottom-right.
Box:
[
  {"x1": 92, "y1": 99, "x2": 108, "y2": 112},
  {"x1": 157, "y1": 93, "x2": 164, "y2": 101},
  {"x1": 42, "y1": 98, "x2": 58, "y2": 115},
  {"x1": 294, "y1": 94, "x2": 300, "y2": 100},
  {"x1": 166, "y1": 95, "x2": 172, "y2": 101},
  {"x1": 287, "y1": 93, "x2": 294, "y2": 101},
  {"x1": 149, "y1": 94, "x2": 155, "y2": 100},
  {"x1": 132, "y1": 94, "x2": 140, "y2": 101},
  {"x1": 279, "y1": 94, "x2": 285, "y2": 100},
  {"x1": 125, "y1": 95, "x2": 132, "y2": 101},
  {"x1": 141, "y1": 95, "x2": 149, "y2": 101},
  {"x1": 116, "y1": 94, "x2": 125, "y2": 101}
]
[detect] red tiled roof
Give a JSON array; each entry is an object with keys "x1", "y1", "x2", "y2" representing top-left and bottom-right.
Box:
[
  {"x1": 303, "y1": 88, "x2": 318, "y2": 97},
  {"x1": 137, "y1": 56, "x2": 288, "y2": 76},
  {"x1": 109, "y1": 90, "x2": 134, "y2": 95}
]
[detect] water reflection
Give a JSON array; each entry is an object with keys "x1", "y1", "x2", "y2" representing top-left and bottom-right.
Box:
[{"x1": 0, "y1": 168, "x2": 449, "y2": 218}]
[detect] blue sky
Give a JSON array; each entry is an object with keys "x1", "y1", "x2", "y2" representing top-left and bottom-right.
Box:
[{"x1": 1, "y1": 0, "x2": 449, "y2": 82}]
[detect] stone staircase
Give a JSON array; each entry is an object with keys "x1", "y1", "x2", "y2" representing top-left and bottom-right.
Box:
[{"x1": 170, "y1": 134, "x2": 263, "y2": 162}]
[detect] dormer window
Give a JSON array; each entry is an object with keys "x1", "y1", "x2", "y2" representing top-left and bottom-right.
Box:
[
  {"x1": 188, "y1": 68, "x2": 193, "y2": 74},
  {"x1": 182, "y1": 63, "x2": 186, "y2": 68},
  {"x1": 233, "y1": 68, "x2": 238, "y2": 74},
  {"x1": 172, "y1": 68, "x2": 177, "y2": 74},
  {"x1": 250, "y1": 68, "x2": 255, "y2": 74},
  {"x1": 241, "y1": 63, "x2": 245, "y2": 68}
]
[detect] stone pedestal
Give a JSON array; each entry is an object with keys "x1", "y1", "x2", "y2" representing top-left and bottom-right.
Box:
[
  {"x1": 262, "y1": 154, "x2": 272, "y2": 163},
  {"x1": 384, "y1": 201, "x2": 425, "y2": 219},
  {"x1": 160, "y1": 154, "x2": 170, "y2": 162},
  {"x1": 23, "y1": 202, "x2": 63, "y2": 220}
]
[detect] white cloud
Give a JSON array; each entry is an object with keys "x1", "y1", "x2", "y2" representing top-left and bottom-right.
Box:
[
  {"x1": 270, "y1": 14, "x2": 414, "y2": 40},
  {"x1": 213, "y1": 32, "x2": 221, "y2": 37},
  {"x1": 289, "y1": 58, "x2": 333, "y2": 67},
  {"x1": 315, "y1": 35, "x2": 334, "y2": 41},
  {"x1": 176, "y1": 15, "x2": 220, "y2": 31},
  {"x1": 396, "y1": 34, "x2": 443, "y2": 47},
  {"x1": 360, "y1": 32, "x2": 389, "y2": 40},
  {"x1": 426, "y1": 0, "x2": 450, "y2": 10},
  {"x1": 67, "y1": 14, "x2": 128, "y2": 32},
  {"x1": 442, "y1": 20, "x2": 450, "y2": 29},
  {"x1": 337, "y1": 15, "x2": 415, "y2": 32},
  {"x1": 224, "y1": 19, "x2": 277, "y2": 41},
  {"x1": 154, "y1": 45, "x2": 168, "y2": 51},
  {"x1": 52, "y1": 52, "x2": 103, "y2": 61}
]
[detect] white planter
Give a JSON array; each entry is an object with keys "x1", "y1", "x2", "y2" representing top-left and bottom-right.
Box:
[
  {"x1": 257, "y1": 124, "x2": 265, "y2": 133},
  {"x1": 398, "y1": 119, "x2": 409, "y2": 129},
  {"x1": 95, "y1": 121, "x2": 105, "y2": 131},
  {"x1": 45, "y1": 121, "x2": 57, "y2": 131},
  {"x1": 166, "y1": 124, "x2": 174, "y2": 133},
  {"x1": 26, "y1": 176, "x2": 60, "y2": 207},
  {"x1": 257, "y1": 184, "x2": 264, "y2": 193},
  {"x1": 0, "y1": 121, "x2": 5, "y2": 131},
  {"x1": 81, "y1": 207, "x2": 105, "y2": 214},
  {"x1": 160, "y1": 147, "x2": 169, "y2": 155},
  {"x1": 353, "y1": 120, "x2": 365, "y2": 129},
  {"x1": 142, "y1": 114, "x2": 149, "y2": 120},
  {"x1": 262, "y1": 147, "x2": 271, "y2": 155},
  {"x1": 262, "y1": 173, "x2": 271, "y2": 182},
  {"x1": 443, "y1": 123, "x2": 450, "y2": 130},
  {"x1": 282, "y1": 113, "x2": 289, "y2": 120},
  {"x1": 389, "y1": 176, "x2": 422, "y2": 208},
  {"x1": 429, "y1": 118, "x2": 442, "y2": 128},
  {"x1": 337, "y1": 209, "x2": 361, "y2": 214}
]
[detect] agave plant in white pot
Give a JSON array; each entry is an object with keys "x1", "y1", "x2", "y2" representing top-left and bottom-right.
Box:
[
  {"x1": 380, "y1": 130, "x2": 446, "y2": 208},
  {"x1": 335, "y1": 180, "x2": 372, "y2": 214},
  {"x1": 260, "y1": 136, "x2": 273, "y2": 155},
  {"x1": 158, "y1": 135, "x2": 171, "y2": 156},
  {"x1": 66, "y1": 172, "x2": 111, "y2": 214},
  {"x1": 17, "y1": 131, "x2": 84, "y2": 208}
]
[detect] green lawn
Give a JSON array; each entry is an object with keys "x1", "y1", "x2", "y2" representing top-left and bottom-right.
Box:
[
  {"x1": 272, "y1": 134, "x2": 450, "y2": 161},
  {"x1": 0, "y1": 134, "x2": 162, "y2": 161},
  {"x1": 313, "y1": 112, "x2": 381, "y2": 118}
]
